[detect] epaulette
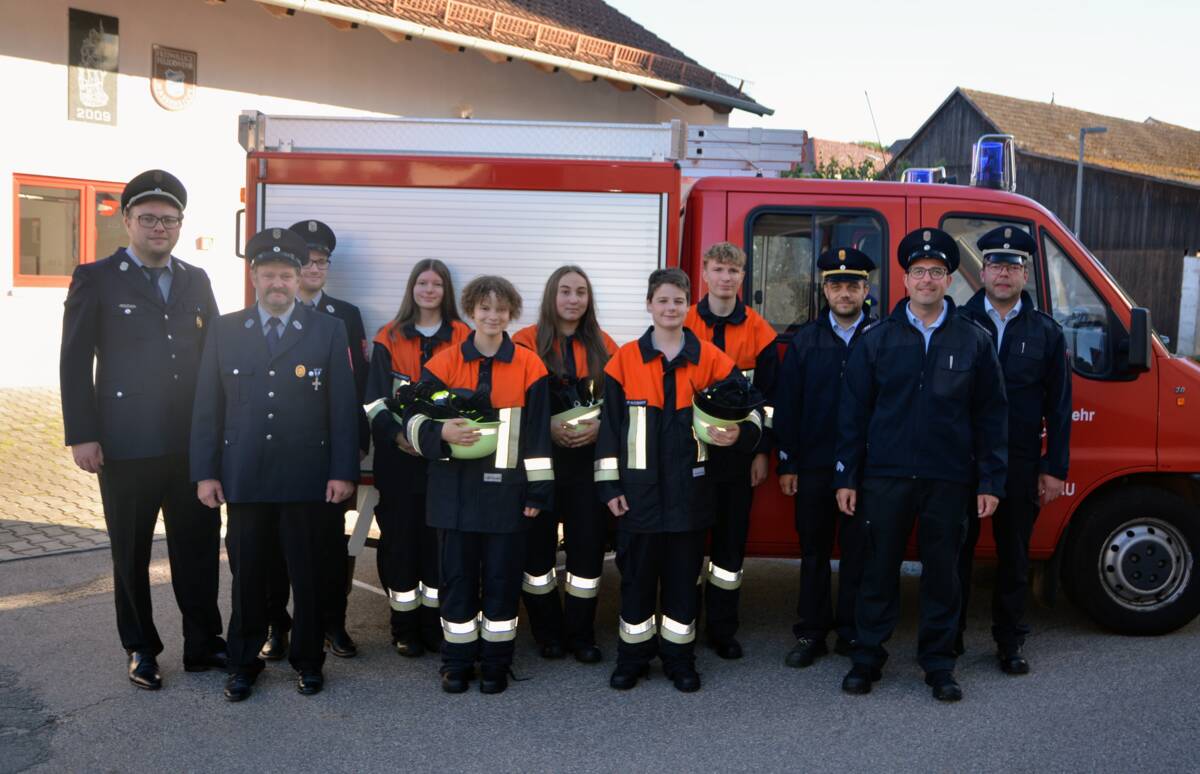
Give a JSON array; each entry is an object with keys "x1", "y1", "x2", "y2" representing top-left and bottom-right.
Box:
[{"x1": 1033, "y1": 308, "x2": 1062, "y2": 329}]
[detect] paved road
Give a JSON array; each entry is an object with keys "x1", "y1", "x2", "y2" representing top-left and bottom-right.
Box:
[{"x1": 1, "y1": 544, "x2": 1197, "y2": 773}]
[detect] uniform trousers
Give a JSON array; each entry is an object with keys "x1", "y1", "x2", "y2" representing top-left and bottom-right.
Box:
[
  {"x1": 852, "y1": 477, "x2": 970, "y2": 674},
  {"x1": 957, "y1": 461, "x2": 1041, "y2": 651},
  {"x1": 522, "y1": 461, "x2": 608, "y2": 650},
  {"x1": 616, "y1": 528, "x2": 707, "y2": 672},
  {"x1": 702, "y1": 482, "x2": 755, "y2": 643},
  {"x1": 226, "y1": 502, "x2": 328, "y2": 675},
  {"x1": 375, "y1": 487, "x2": 441, "y2": 646},
  {"x1": 263, "y1": 501, "x2": 349, "y2": 635},
  {"x1": 96, "y1": 455, "x2": 223, "y2": 662},
  {"x1": 438, "y1": 529, "x2": 527, "y2": 673},
  {"x1": 793, "y1": 468, "x2": 866, "y2": 643}
]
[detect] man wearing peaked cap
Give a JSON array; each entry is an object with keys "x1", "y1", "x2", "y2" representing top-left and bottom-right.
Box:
[
  {"x1": 60, "y1": 168, "x2": 225, "y2": 691},
  {"x1": 957, "y1": 225, "x2": 1071, "y2": 676},
  {"x1": 190, "y1": 226, "x2": 359, "y2": 702},
  {"x1": 254, "y1": 220, "x2": 368, "y2": 662},
  {"x1": 775, "y1": 245, "x2": 878, "y2": 669},
  {"x1": 833, "y1": 226, "x2": 1008, "y2": 702}
]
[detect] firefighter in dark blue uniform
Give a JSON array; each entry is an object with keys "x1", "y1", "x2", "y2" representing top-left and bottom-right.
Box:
[
  {"x1": 957, "y1": 226, "x2": 1071, "y2": 674},
  {"x1": 835, "y1": 228, "x2": 1008, "y2": 702},
  {"x1": 190, "y1": 228, "x2": 359, "y2": 702},
  {"x1": 775, "y1": 247, "x2": 877, "y2": 668},
  {"x1": 259, "y1": 219, "x2": 366, "y2": 661},
  {"x1": 60, "y1": 169, "x2": 225, "y2": 690}
]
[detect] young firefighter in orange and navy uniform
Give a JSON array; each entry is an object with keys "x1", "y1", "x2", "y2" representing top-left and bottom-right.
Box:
[
  {"x1": 406, "y1": 276, "x2": 553, "y2": 695},
  {"x1": 683, "y1": 242, "x2": 779, "y2": 658},
  {"x1": 596, "y1": 268, "x2": 762, "y2": 693},
  {"x1": 512, "y1": 265, "x2": 618, "y2": 664},
  {"x1": 364, "y1": 259, "x2": 470, "y2": 657}
]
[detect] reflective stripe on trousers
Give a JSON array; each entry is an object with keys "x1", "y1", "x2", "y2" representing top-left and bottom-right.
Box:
[
  {"x1": 706, "y1": 560, "x2": 744, "y2": 590},
  {"x1": 480, "y1": 615, "x2": 519, "y2": 642},
  {"x1": 388, "y1": 586, "x2": 420, "y2": 612},
  {"x1": 419, "y1": 582, "x2": 439, "y2": 608},
  {"x1": 660, "y1": 614, "x2": 697, "y2": 644},
  {"x1": 522, "y1": 567, "x2": 557, "y2": 595},
  {"x1": 619, "y1": 615, "x2": 657, "y2": 644},
  {"x1": 565, "y1": 572, "x2": 601, "y2": 599},
  {"x1": 442, "y1": 616, "x2": 480, "y2": 643}
]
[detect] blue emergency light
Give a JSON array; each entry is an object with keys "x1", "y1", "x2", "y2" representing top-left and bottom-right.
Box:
[
  {"x1": 970, "y1": 134, "x2": 1016, "y2": 192},
  {"x1": 902, "y1": 167, "x2": 946, "y2": 184}
]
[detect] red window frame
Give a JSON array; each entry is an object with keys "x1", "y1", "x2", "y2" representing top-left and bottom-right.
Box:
[{"x1": 12, "y1": 173, "x2": 125, "y2": 288}]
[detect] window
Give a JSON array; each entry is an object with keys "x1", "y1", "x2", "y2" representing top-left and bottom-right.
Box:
[
  {"x1": 13, "y1": 174, "x2": 124, "y2": 287},
  {"x1": 1044, "y1": 232, "x2": 1111, "y2": 376},
  {"x1": 941, "y1": 216, "x2": 1039, "y2": 309},
  {"x1": 748, "y1": 210, "x2": 885, "y2": 333}
]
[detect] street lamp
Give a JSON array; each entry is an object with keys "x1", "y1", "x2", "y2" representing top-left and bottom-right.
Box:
[{"x1": 1074, "y1": 126, "x2": 1108, "y2": 236}]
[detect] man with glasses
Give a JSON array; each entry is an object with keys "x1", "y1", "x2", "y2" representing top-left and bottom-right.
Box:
[
  {"x1": 256, "y1": 220, "x2": 367, "y2": 662},
  {"x1": 834, "y1": 227, "x2": 1008, "y2": 702},
  {"x1": 60, "y1": 169, "x2": 225, "y2": 690},
  {"x1": 956, "y1": 226, "x2": 1071, "y2": 675}
]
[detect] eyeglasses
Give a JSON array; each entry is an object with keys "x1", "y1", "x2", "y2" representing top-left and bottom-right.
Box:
[
  {"x1": 907, "y1": 266, "x2": 947, "y2": 279},
  {"x1": 135, "y1": 214, "x2": 183, "y2": 230},
  {"x1": 306, "y1": 259, "x2": 331, "y2": 270},
  {"x1": 985, "y1": 263, "x2": 1025, "y2": 275}
]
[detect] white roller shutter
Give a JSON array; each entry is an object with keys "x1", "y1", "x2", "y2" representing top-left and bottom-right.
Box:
[{"x1": 262, "y1": 185, "x2": 664, "y2": 346}]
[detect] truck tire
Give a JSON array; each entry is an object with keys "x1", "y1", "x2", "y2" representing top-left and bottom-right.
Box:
[{"x1": 1062, "y1": 486, "x2": 1200, "y2": 635}]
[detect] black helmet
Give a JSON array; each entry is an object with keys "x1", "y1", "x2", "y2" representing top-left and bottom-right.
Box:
[{"x1": 692, "y1": 377, "x2": 764, "y2": 444}]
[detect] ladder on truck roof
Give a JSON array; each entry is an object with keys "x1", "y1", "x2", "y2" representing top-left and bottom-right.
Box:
[{"x1": 238, "y1": 111, "x2": 806, "y2": 177}]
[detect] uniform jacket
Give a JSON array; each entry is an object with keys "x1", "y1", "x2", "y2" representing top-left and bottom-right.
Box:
[
  {"x1": 512, "y1": 323, "x2": 618, "y2": 482},
  {"x1": 961, "y1": 290, "x2": 1071, "y2": 479},
  {"x1": 306, "y1": 291, "x2": 369, "y2": 452},
  {"x1": 775, "y1": 308, "x2": 877, "y2": 474},
  {"x1": 834, "y1": 297, "x2": 1009, "y2": 496},
  {"x1": 594, "y1": 327, "x2": 761, "y2": 533},
  {"x1": 189, "y1": 303, "x2": 360, "y2": 503},
  {"x1": 406, "y1": 332, "x2": 554, "y2": 533},
  {"x1": 364, "y1": 319, "x2": 471, "y2": 494},
  {"x1": 60, "y1": 248, "x2": 219, "y2": 461}
]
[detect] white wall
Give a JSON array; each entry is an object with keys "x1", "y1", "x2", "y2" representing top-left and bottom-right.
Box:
[{"x1": 0, "y1": 0, "x2": 724, "y2": 386}]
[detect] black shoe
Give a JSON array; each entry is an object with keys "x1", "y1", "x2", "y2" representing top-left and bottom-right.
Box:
[
  {"x1": 953, "y1": 631, "x2": 966, "y2": 656},
  {"x1": 184, "y1": 649, "x2": 229, "y2": 673},
  {"x1": 998, "y1": 648, "x2": 1030, "y2": 676},
  {"x1": 572, "y1": 644, "x2": 603, "y2": 664},
  {"x1": 325, "y1": 629, "x2": 358, "y2": 658},
  {"x1": 297, "y1": 670, "x2": 324, "y2": 695},
  {"x1": 925, "y1": 670, "x2": 963, "y2": 702},
  {"x1": 833, "y1": 636, "x2": 855, "y2": 656},
  {"x1": 393, "y1": 636, "x2": 425, "y2": 658},
  {"x1": 841, "y1": 664, "x2": 882, "y2": 695},
  {"x1": 127, "y1": 652, "x2": 162, "y2": 691},
  {"x1": 540, "y1": 641, "x2": 567, "y2": 660},
  {"x1": 609, "y1": 663, "x2": 649, "y2": 690},
  {"x1": 668, "y1": 666, "x2": 701, "y2": 693},
  {"x1": 223, "y1": 673, "x2": 255, "y2": 702},
  {"x1": 441, "y1": 669, "x2": 474, "y2": 694},
  {"x1": 479, "y1": 668, "x2": 509, "y2": 695},
  {"x1": 785, "y1": 637, "x2": 828, "y2": 668},
  {"x1": 259, "y1": 628, "x2": 289, "y2": 661},
  {"x1": 710, "y1": 638, "x2": 743, "y2": 660}
]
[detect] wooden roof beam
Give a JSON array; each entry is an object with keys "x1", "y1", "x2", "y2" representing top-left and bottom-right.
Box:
[
  {"x1": 378, "y1": 29, "x2": 412, "y2": 43},
  {"x1": 256, "y1": 2, "x2": 294, "y2": 18},
  {"x1": 605, "y1": 78, "x2": 635, "y2": 92},
  {"x1": 528, "y1": 61, "x2": 559, "y2": 74},
  {"x1": 478, "y1": 50, "x2": 512, "y2": 64},
  {"x1": 322, "y1": 16, "x2": 358, "y2": 31},
  {"x1": 566, "y1": 69, "x2": 598, "y2": 82}
]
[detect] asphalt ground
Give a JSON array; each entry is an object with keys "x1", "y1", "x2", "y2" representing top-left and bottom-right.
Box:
[{"x1": 1, "y1": 545, "x2": 1197, "y2": 773}]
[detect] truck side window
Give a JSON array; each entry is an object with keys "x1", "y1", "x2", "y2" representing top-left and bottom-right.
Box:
[
  {"x1": 748, "y1": 211, "x2": 884, "y2": 333},
  {"x1": 1044, "y1": 233, "x2": 1111, "y2": 376},
  {"x1": 941, "y1": 216, "x2": 1039, "y2": 309}
]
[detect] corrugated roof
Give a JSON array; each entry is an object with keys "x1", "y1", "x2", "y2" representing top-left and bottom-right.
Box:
[{"x1": 960, "y1": 88, "x2": 1200, "y2": 187}]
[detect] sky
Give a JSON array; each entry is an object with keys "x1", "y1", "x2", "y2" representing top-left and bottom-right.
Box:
[{"x1": 605, "y1": 0, "x2": 1200, "y2": 145}]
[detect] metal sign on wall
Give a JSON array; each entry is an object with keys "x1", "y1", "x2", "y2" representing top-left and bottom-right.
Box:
[
  {"x1": 67, "y1": 8, "x2": 118, "y2": 125},
  {"x1": 151, "y1": 45, "x2": 197, "y2": 111}
]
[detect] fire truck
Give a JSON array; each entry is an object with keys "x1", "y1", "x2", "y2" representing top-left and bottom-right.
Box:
[{"x1": 237, "y1": 112, "x2": 1200, "y2": 636}]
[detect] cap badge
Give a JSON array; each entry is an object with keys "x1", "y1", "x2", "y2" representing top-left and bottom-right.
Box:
[
  {"x1": 838, "y1": 249, "x2": 846, "y2": 260},
  {"x1": 272, "y1": 228, "x2": 281, "y2": 238},
  {"x1": 295, "y1": 364, "x2": 306, "y2": 377},
  {"x1": 1004, "y1": 228, "x2": 1012, "y2": 238},
  {"x1": 308, "y1": 221, "x2": 318, "y2": 232},
  {"x1": 840, "y1": 264, "x2": 847, "y2": 270},
  {"x1": 272, "y1": 246, "x2": 280, "y2": 252},
  {"x1": 1003, "y1": 243, "x2": 1011, "y2": 249},
  {"x1": 923, "y1": 230, "x2": 931, "y2": 241}
]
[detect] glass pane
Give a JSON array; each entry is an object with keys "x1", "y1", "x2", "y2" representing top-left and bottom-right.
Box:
[
  {"x1": 814, "y1": 212, "x2": 885, "y2": 315},
  {"x1": 93, "y1": 189, "x2": 125, "y2": 260},
  {"x1": 942, "y1": 216, "x2": 1039, "y2": 309},
  {"x1": 750, "y1": 213, "x2": 814, "y2": 333},
  {"x1": 1044, "y1": 234, "x2": 1110, "y2": 375},
  {"x1": 18, "y1": 185, "x2": 80, "y2": 276}
]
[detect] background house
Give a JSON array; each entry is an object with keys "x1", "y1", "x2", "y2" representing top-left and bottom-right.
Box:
[{"x1": 883, "y1": 87, "x2": 1200, "y2": 348}]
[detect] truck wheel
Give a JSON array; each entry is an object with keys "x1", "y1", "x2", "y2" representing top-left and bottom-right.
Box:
[{"x1": 1062, "y1": 486, "x2": 1200, "y2": 635}]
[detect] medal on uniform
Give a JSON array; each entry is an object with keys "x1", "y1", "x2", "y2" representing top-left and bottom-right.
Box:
[
  {"x1": 295, "y1": 364, "x2": 306, "y2": 378},
  {"x1": 196, "y1": 315, "x2": 203, "y2": 329},
  {"x1": 311, "y1": 367, "x2": 323, "y2": 391}
]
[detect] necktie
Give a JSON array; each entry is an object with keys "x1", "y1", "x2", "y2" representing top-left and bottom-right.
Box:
[
  {"x1": 144, "y1": 266, "x2": 167, "y2": 302},
  {"x1": 266, "y1": 316, "x2": 283, "y2": 356}
]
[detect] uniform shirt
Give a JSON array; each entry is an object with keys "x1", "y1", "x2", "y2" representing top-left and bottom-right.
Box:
[
  {"x1": 984, "y1": 295, "x2": 1022, "y2": 351},
  {"x1": 406, "y1": 332, "x2": 554, "y2": 533},
  {"x1": 257, "y1": 302, "x2": 296, "y2": 334},
  {"x1": 831, "y1": 311, "x2": 864, "y2": 346},
  {"x1": 835, "y1": 297, "x2": 1009, "y2": 496},
  {"x1": 905, "y1": 300, "x2": 948, "y2": 352},
  {"x1": 594, "y1": 327, "x2": 761, "y2": 533},
  {"x1": 125, "y1": 248, "x2": 174, "y2": 302}
]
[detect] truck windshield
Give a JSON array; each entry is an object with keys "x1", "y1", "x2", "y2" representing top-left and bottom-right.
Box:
[{"x1": 940, "y1": 216, "x2": 1039, "y2": 309}]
